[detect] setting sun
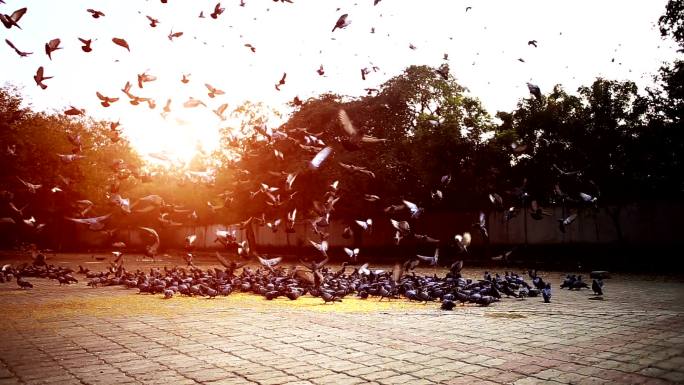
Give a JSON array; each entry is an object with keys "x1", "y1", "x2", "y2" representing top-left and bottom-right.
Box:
[{"x1": 123, "y1": 102, "x2": 224, "y2": 165}]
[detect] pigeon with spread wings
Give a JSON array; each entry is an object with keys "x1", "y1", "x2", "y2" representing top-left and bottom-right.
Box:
[
  {"x1": 332, "y1": 14, "x2": 350, "y2": 32},
  {"x1": 1, "y1": 7, "x2": 27, "y2": 29},
  {"x1": 34, "y1": 67, "x2": 52, "y2": 89},
  {"x1": 5, "y1": 39, "x2": 31, "y2": 57},
  {"x1": 338, "y1": 109, "x2": 386, "y2": 151}
]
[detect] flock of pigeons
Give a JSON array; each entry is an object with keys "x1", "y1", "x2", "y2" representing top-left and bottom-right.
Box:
[
  {"x1": 0, "y1": 246, "x2": 610, "y2": 308},
  {"x1": 2, "y1": 1, "x2": 551, "y2": 114},
  {"x1": 0, "y1": 2, "x2": 610, "y2": 310}
]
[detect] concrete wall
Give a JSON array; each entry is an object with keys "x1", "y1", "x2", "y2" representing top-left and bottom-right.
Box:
[
  {"x1": 489, "y1": 203, "x2": 684, "y2": 245},
  {"x1": 73, "y1": 203, "x2": 684, "y2": 250}
]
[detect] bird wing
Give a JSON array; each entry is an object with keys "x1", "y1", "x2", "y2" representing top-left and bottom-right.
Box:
[
  {"x1": 391, "y1": 262, "x2": 403, "y2": 284},
  {"x1": 5, "y1": 39, "x2": 17, "y2": 51},
  {"x1": 10, "y1": 8, "x2": 27, "y2": 23},
  {"x1": 579, "y1": 192, "x2": 593, "y2": 202},
  {"x1": 338, "y1": 109, "x2": 356, "y2": 137},
  {"x1": 65, "y1": 214, "x2": 110, "y2": 225},
  {"x1": 462, "y1": 232, "x2": 472, "y2": 247},
  {"x1": 215, "y1": 251, "x2": 232, "y2": 268},
  {"x1": 390, "y1": 219, "x2": 410, "y2": 233},
  {"x1": 309, "y1": 146, "x2": 332, "y2": 169},
  {"x1": 402, "y1": 200, "x2": 418, "y2": 213},
  {"x1": 415, "y1": 254, "x2": 434, "y2": 263},
  {"x1": 258, "y1": 256, "x2": 282, "y2": 267},
  {"x1": 138, "y1": 226, "x2": 160, "y2": 245}
]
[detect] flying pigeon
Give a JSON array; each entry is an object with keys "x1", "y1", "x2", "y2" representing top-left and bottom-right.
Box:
[
  {"x1": 45, "y1": 38, "x2": 62, "y2": 60},
  {"x1": 112, "y1": 37, "x2": 130, "y2": 51},
  {"x1": 0, "y1": 7, "x2": 27, "y2": 29},
  {"x1": 527, "y1": 82, "x2": 541, "y2": 101},
  {"x1": 34, "y1": 67, "x2": 52, "y2": 89},
  {"x1": 87, "y1": 9, "x2": 105, "y2": 18},
  {"x1": 5, "y1": 39, "x2": 31, "y2": 57},
  {"x1": 332, "y1": 14, "x2": 350, "y2": 32},
  {"x1": 78, "y1": 38, "x2": 93, "y2": 52}
]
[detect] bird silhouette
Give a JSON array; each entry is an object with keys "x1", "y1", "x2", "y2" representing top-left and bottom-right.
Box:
[
  {"x1": 64, "y1": 106, "x2": 85, "y2": 116},
  {"x1": 146, "y1": 16, "x2": 159, "y2": 27},
  {"x1": 592, "y1": 279, "x2": 603, "y2": 296},
  {"x1": 45, "y1": 39, "x2": 62, "y2": 60},
  {"x1": 34, "y1": 67, "x2": 52, "y2": 89},
  {"x1": 16, "y1": 276, "x2": 33, "y2": 289},
  {"x1": 558, "y1": 213, "x2": 577, "y2": 233},
  {"x1": 78, "y1": 38, "x2": 93, "y2": 52},
  {"x1": 332, "y1": 14, "x2": 350, "y2": 32},
  {"x1": 168, "y1": 30, "x2": 183, "y2": 41},
  {"x1": 275, "y1": 72, "x2": 286, "y2": 90},
  {"x1": 210, "y1": 3, "x2": 225, "y2": 19},
  {"x1": 416, "y1": 248, "x2": 439, "y2": 266},
  {"x1": 1, "y1": 7, "x2": 27, "y2": 29},
  {"x1": 137, "y1": 72, "x2": 157, "y2": 88},
  {"x1": 112, "y1": 37, "x2": 130, "y2": 51},
  {"x1": 5, "y1": 39, "x2": 32, "y2": 56},
  {"x1": 527, "y1": 82, "x2": 541, "y2": 101},
  {"x1": 205, "y1": 83, "x2": 225, "y2": 98},
  {"x1": 86, "y1": 9, "x2": 105, "y2": 18}
]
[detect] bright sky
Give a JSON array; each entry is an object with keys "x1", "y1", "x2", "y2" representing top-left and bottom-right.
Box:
[{"x1": 1, "y1": 0, "x2": 679, "y2": 163}]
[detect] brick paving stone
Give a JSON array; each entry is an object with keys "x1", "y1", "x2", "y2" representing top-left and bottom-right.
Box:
[
  {"x1": 513, "y1": 364, "x2": 545, "y2": 376},
  {"x1": 513, "y1": 377, "x2": 562, "y2": 385},
  {"x1": 78, "y1": 373, "x2": 139, "y2": 385},
  {"x1": 22, "y1": 374, "x2": 81, "y2": 384},
  {"x1": 129, "y1": 371, "x2": 177, "y2": 382},
  {"x1": 532, "y1": 368, "x2": 566, "y2": 381},
  {"x1": 258, "y1": 375, "x2": 304, "y2": 385},
  {"x1": 310, "y1": 373, "x2": 365, "y2": 385},
  {"x1": 360, "y1": 369, "x2": 400, "y2": 381},
  {"x1": 574, "y1": 365, "x2": 605, "y2": 377},
  {"x1": 443, "y1": 375, "x2": 496, "y2": 385},
  {"x1": 660, "y1": 370, "x2": 684, "y2": 383},
  {"x1": 291, "y1": 368, "x2": 338, "y2": 380},
  {"x1": 376, "y1": 374, "x2": 421, "y2": 384},
  {"x1": 138, "y1": 374, "x2": 195, "y2": 384},
  {"x1": 203, "y1": 378, "x2": 259, "y2": 385},
  {"x1": 184, "y1": 368, "x2": 236, "y2": 383},
  {"x1": 420, "y1": 370, "x2": 461, "y2": 383},
  {"x1": 638, "y1": 366, "x2": 669, "y2": 378}
]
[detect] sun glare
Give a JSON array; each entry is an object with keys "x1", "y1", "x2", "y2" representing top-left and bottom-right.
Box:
[{"x1": 122, "y1": 106, "x2": 224, "y2": 166}]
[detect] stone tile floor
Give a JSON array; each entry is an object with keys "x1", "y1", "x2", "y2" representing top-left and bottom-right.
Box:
[{"x1": 0, "y1": 253, "x2": 683, "y2": 384}]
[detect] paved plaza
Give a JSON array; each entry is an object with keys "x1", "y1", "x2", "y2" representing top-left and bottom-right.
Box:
[{"x1": 0, "y1": 254, "x2": 683, "y2": 385}]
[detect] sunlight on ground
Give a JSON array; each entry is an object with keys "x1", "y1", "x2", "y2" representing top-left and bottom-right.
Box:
[{"x1": 0, "y1": 290, "x2": 461, "y2": 321}]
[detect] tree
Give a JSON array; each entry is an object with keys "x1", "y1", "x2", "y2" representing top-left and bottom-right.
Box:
[{"x1": 659, "y1": 0, "x2": 684, "y2": 51}]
